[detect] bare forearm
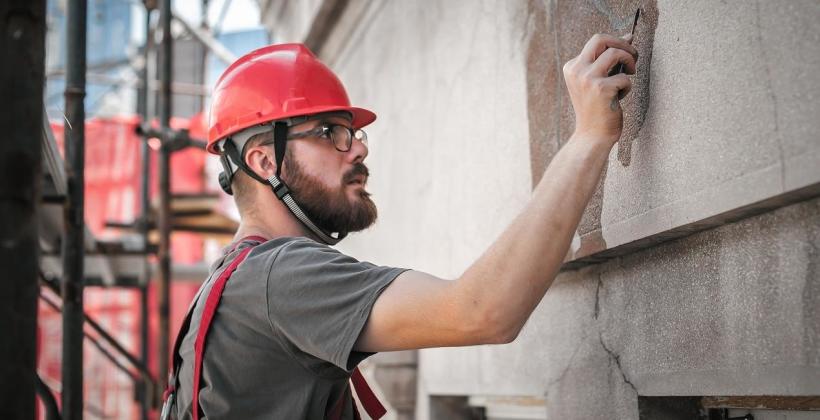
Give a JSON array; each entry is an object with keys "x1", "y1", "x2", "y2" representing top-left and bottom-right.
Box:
[
  {"x1": 355, "y1": 33, "x2": 637, "y2": 352},
  {"x1": 359, "y1": 135, "x2": 615, "y2": 351},
  {"x1": 455, "y1": 32, "x2": 636, "y2": 343},
  {"x1": 457, "y1": 134, "x2": 613, "y2": 340}
]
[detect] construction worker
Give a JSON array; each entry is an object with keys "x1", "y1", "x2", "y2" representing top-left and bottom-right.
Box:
[{"x1": 163, "y1": 32, "x2": 638, "y2": 420}]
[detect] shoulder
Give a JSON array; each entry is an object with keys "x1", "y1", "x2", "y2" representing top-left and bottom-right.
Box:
[
  {"x1": 244, "y1": 236, "x2": 328, "y2": 261},
  {"x1": 266, "y1": 237, "x2": 364, "y2": 266},
  {"x1": 243, "y1": 237, "x2": 369, "y2": 277}
]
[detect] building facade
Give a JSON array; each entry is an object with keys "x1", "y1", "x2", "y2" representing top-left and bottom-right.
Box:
[{"x1": 259, "y1": 1, "x2": 820, "y2": 419}]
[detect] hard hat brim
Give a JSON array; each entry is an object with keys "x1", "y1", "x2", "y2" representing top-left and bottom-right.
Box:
[{"x1": 206, "y1": 105, "x2": 376, "y2": 155}]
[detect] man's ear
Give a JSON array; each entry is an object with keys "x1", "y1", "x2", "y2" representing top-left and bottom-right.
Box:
[{"x1": 243, "y1": 145, "x2": 278, "y2": 179}]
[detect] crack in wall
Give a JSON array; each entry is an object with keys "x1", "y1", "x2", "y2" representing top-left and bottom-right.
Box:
[
  {"x1": 754, "y1": 0, "x2": 786, "y2": 191},
  {"x1": 547, "y1": 271, "x2": 604, "y2": 394},
  {"x1": 593, "y1": 272, "x2": 603, "y2": 320},
  {"x1": 599, "y1": 331, "x2": 638, "y2": 394},
  {"x1": 593, "y1": 269, "x2": 637, "y2": 394},
  {"x1": 545, "y1": 329, "x2": 588, "y2": 394}
]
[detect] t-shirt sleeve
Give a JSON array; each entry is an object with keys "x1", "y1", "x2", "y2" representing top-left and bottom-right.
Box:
[{"x1": 265, "y1": 238, "x2": 407, "y2": 371}]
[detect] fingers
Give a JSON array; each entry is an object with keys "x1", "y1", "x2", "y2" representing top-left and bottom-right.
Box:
[
  {"x1": 579, "y1": 33, "x2": 638, "y2": 64},
  {"x1": 605, "y1": 73, "x2": 632, "y2": 99},
  {"x1": 563, "y1": 33, "x2": 636, "y2": 144},
  {"x1": 592, "y1": 47, "x2": 637, "y2": 77}
]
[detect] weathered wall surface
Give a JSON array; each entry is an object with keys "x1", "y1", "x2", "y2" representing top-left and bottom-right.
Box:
[
  {"x1": 328, "y1": 0, "x2": 534, "y2": 277},
  {"x1": 418, "y1": 198, "x2": 820, "y2": 419},
  {"x1": 526, "y1": 0, "x2": 820, "y2": 265},
  {"x1": 259, "y1": 0, "x2": 820, "y2": 418}
]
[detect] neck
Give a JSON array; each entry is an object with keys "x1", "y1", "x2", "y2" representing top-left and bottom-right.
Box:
[
  {"x1": 233, "y1": 192, "x2": 322, "y2": 244},
  {"x1": 233, "y1": 222, "x2": 276, "y2": 242}
]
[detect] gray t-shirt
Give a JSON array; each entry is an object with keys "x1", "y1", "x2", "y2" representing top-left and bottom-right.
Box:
[{"x1": 173, "y1": 236, "x2": 407, "y2": 419}]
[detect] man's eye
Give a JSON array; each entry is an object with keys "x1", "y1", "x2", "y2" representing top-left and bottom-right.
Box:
[{"x1": 319, "y1": 126, "x2": 332, "y2": 138}]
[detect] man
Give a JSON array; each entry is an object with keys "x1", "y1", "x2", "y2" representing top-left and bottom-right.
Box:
[{"x1": 167, "y1": 33, "x2": 637, "y2": 419}]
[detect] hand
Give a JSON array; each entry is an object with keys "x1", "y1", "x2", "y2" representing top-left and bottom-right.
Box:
[{"x1": 563, "y1": 33, "x2": 638, "y2": 146}]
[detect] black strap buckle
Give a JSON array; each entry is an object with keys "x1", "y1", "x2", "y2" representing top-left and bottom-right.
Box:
[
  {"x1": 218, "y1": 152, "x2": 235, "y2": 195},
  {"x1": 272, "y1": 181, "x2": 290, "y2": 199}
]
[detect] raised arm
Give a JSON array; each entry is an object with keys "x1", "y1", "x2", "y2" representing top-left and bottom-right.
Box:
[{"x1": 355, "y1": 34, "x2": 638, "y2": 352}]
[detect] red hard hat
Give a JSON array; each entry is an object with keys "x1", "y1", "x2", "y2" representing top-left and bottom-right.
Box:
[{"x1": 206, "y1": 43, "x2": 376, "y2": 154}]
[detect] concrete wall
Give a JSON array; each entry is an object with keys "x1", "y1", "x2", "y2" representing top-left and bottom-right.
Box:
[{"x1": 258, "y1": 0, "x2": 820, "y2": 418}]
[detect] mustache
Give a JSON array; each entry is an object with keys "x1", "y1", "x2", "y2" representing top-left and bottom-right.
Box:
[{"x1": 342, "y1": 163, "x2": 370, "y2": 184}]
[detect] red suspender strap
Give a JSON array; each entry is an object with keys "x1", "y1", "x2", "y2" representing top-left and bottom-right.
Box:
[
  {"x1": 328, "y1": 367, "x2": 385, "y2": 420},
  {"x1": 164, "y1": 237, "x2": 267, "y2": 402},
  {"x1": 233, "y1": 235, "x2": 267, "y2": 248},
  {"x1": 181, "y1": 235, "x2": 386, "y2": 420},
  {"x1": 191, "y1": 237, "x2": 262, "y2": 420},
  {"x1": 351, "y1": 367, "x2": 387, "y2": 419}
]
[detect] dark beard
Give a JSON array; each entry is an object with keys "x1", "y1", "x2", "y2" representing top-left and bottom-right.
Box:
[{"x1": 281, "y1": 152, "x2": 378, "y2": 234}]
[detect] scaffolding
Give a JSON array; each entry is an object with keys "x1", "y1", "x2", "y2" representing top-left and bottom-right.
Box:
[
  {"x1": 8, "y1": 1, "x2": 243, "y2": 419},
  {"x1": 0, "y1": 1, "x2": 47, "y2": 419}
]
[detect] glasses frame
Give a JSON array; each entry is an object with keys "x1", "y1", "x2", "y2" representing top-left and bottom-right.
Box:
[{"x1": 285, "y1": 123, "x2": 368, "y2": 152}]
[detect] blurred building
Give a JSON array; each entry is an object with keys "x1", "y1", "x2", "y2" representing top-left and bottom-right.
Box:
[{"x1": 259, "y1": 1, "x2": 820, "y2": 419}]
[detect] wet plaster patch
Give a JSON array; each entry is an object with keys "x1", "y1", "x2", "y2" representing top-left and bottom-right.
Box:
[
  {"x1": 582, "y1": 1, "x2": 819, "y2": 268},
  {"x1": 524, "y1": 0, "x2": 658, "y2": 260},
  {"x1": 616, "y1": 2, "x2": 658, "y2": 167}
]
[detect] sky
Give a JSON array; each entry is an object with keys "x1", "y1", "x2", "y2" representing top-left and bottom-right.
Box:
[
  {"x1": 174, "y1": 0, "x2": 261, "y2": 32},
  {"x1": 45, "y1": 0, "x2": 266, "y2": 119},
  {"x1": 132, "y1": 0, "x2": 262, "y2": 43}
]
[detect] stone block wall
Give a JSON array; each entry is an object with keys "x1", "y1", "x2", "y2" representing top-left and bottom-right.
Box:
[{"x1": 258, "y1": 0, "x2": 820, "y2": 418}]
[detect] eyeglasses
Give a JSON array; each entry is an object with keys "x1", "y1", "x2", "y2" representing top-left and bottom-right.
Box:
[{"x1": 286, "y1": 123, "x2": 368, "y2": 152}]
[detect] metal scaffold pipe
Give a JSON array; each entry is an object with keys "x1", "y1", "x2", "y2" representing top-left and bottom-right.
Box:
[
  {"x1": 157, "y1": 0, "x2": 173, "y2": 399},
  {"x1": 35, "y1": 375, "x2": 61, "y2": 420},
  {"x1": 0, "y1": 1, "x2": 46, "y2": 418},
  {"x1": 138, "y1": 7, "x2": 154, "y2": 419},
  {"x1": 61, "y1": 0, "x2": 87, "y2": 418}
]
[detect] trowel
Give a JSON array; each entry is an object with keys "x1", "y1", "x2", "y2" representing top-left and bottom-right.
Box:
[{"x1": 610, "y1": 8, "x2": 641, "y2": 76}]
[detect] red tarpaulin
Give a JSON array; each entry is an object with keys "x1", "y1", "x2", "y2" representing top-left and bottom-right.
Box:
[{"x1": 38, "y1": 114, "x2": 213, "y2": 419}]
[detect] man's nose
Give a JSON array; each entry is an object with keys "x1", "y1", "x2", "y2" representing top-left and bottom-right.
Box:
[{"x1": 348, "y1": 136, "x2": 369, "y2": 164}]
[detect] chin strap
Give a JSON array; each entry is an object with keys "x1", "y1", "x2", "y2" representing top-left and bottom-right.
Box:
[
  {"x1": 217, "y1": 121, "x2": 348, "y2": 245},
  {"x1": 266, "y1": 174, "x2": 347, "y2": 245}
]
